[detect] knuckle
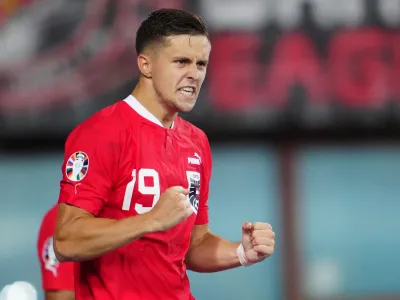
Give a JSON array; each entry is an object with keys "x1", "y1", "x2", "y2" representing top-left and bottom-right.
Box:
[
  {"x1": 253, "y1": 222, "x2": 261, "y2": 229},
  {"x1": 254, "y1": 222, "x2": 271, "y2": 230}
]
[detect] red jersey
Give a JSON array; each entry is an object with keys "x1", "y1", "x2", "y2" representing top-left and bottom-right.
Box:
[
  {"x1": 37, "y1": 205, "x2": 75, "y2": 292},
  {"x1": 58, "y1": 95, "x2": 212, "y2": 300}
]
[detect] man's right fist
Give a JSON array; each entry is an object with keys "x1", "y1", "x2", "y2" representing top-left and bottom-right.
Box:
[{"x1": 147, "y1": 186, "x2": 193, "y2": 232}]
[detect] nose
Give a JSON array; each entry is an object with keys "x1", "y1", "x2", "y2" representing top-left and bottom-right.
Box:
[{"x1": 186, "y1": 64, "x2": 200, "y2": 81}]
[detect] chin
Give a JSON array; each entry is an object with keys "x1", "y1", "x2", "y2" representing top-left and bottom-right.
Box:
[
  {"x1": 177, "y1": 103, "x2": 196, "y2": 113},
  {"x1": 173, "y1": 99, "x2": 197, "y2": 113}
]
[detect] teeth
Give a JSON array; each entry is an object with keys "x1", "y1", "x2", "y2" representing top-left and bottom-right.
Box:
[{"x1": 180, "y1": 87, "x2": 194, "y2": 93}]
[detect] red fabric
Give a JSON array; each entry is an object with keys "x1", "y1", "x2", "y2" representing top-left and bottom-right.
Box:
[{"x1": 58, "y1": 99, "x2": 212, "y2": 300}]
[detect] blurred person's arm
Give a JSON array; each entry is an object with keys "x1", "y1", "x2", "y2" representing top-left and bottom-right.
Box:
[{"x1": 45, "y1": 290, "x2": 74, "y2": 300}]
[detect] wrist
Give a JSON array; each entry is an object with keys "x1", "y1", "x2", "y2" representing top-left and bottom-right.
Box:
[
  {"x1": 236, "y1": 244, "x2": 254, "y2": 267},
  {"x1": 139, "y1": 212, "x2": 162, "y2": 233},
  {"x1": 125, "y1": 213, "x2": 157, "y2": 236}
]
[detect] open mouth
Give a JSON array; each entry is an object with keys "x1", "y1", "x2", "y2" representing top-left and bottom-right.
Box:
[{"x1": 178, "y1": 86, "x2": 196, "y2": 97}]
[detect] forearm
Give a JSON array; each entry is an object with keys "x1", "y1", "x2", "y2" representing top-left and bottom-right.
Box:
[
  {"x1": 45, "y1": 290, "x2": 74, "y2": 300},
  {"x1": 185, "y1": 232, "x2": 241, "y2": 272},
  {"x1": 54, "y1": 214, "x2": 153, "y2": 262}
]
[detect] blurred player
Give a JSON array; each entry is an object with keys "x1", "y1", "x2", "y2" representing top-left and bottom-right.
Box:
[
  {"x1": 37, "y1": 205, "x2": 74, "y2": 300},
  {"x1": 54, "y1": 8, "x2": 275, "y2": 300}
]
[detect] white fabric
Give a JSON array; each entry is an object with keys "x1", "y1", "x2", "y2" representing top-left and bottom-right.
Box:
[
  {"x1": 237, "y1": 243, "x2": 254, "y2": 267},
  {"x1": 124, "y1": 95, "x2": 174, "y2": 128}
]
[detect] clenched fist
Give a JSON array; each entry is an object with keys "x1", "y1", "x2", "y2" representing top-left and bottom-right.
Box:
[
  {"x1": 241, "y1": 222, "x2": 275, "y2": 265},
  {"x1": 147, "y1": 186, "x2": 194, "y2": 232}
]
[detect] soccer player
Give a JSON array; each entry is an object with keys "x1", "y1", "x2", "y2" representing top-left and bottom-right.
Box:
[
  {"x1": 54, "y1": 8, "x2": 275, "y2": 300},
  {"x1": 37, "y1": 205, "x2": 74, "y2": 300}
]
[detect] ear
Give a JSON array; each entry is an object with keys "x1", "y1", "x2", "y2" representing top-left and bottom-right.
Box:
[{"x1": 137, "y1": 53, "x2": 152, "y2": 78}]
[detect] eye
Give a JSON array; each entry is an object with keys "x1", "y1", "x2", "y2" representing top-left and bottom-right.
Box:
[
  {"x1": 197, "y1": 62, "x2": 207, "y2": 68},
  {"x1": 175, "y1": 59, "x2": 188, "y2": 65}
]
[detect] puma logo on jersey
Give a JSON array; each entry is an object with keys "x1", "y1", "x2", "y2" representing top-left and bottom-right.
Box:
[{"x1": 188, "y1": 152, "x2": 201, "y2": 165}]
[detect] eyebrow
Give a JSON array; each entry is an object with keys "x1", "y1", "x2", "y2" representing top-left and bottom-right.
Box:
[{"x1": 172, "y1": 56, "x2": 209, "y2": 65}]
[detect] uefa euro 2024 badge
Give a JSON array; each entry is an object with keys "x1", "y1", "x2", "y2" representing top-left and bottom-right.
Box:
[{"x1": 65, "y1": 151, "x2": 89, "y2": 182}]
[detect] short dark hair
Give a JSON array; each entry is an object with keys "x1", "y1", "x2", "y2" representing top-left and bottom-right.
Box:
[{"x1": 135, "y1": 8, "x2": 209, "y2": 55}]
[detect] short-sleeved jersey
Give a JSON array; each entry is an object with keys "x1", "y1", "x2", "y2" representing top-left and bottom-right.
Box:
[
  {"x1": 37, "y1": 205, "x2": 75, "y2": 292},
  {"x1": 58, "y1": 95, "x2": 212, "y2": 300}
]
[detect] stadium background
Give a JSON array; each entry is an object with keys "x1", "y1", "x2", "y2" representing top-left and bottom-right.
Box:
[{"x1": 1, "y1": 0, "x2": 400, "y2": 299}]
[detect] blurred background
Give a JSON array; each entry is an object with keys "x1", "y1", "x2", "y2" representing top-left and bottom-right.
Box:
[{"x1": 1, "y1": 0, "x2": 400, "y2": 299}]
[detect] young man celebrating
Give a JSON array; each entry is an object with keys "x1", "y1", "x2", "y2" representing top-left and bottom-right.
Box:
[{"x1": 54, "y1": 8, "x2": 275, "y2": 300}]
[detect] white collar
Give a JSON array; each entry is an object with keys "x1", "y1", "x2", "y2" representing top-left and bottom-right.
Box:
[{"x1": 123, "y1": 95, "x2": 174, "y2": 129}]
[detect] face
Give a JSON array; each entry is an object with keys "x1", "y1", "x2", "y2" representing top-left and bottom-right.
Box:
[{"x1": 145, "y1": 34, "x2": 211, "y2": 113}]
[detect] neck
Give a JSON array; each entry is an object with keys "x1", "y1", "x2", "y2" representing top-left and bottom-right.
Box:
[{"x1": 131, "y1": 80, "x2": 177, "y2": 129}]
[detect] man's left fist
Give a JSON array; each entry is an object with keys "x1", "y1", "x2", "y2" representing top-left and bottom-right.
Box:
[{"x1": 241, "y1": 222, "x2": 275, "y2": 264}]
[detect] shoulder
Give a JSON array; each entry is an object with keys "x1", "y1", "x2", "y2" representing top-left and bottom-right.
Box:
[{"x1": 66, "y1": 100, "x2": 131, "y2": 145}]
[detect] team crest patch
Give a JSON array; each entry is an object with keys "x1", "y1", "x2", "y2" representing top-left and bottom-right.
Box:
[
  {"x1": 42, "y1": 237, "x2": 59, "y2": 277},
  {"x1": 66, "y1": 151, "x2": 89, "y2": 182},
  {"x1": 186, "y1": 171, "x2": 200, "y2": 214}
]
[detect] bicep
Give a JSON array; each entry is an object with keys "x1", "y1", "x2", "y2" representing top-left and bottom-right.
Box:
[
  {"x1": 45, "y1": 290, "x2": 74, "y2": 300},
  {"x1": 55, "y1": 204, "x2": 94, "y2": 236}
]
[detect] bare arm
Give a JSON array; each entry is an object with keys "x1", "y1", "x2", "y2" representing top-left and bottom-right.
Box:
[
  {"x1": 54, "y1": 203, "x2": 155, "y2": 262},
  {"x1": 45, "y1": 290, "x2": 74, "y2": 300},
  {"x1": 185, "y1": 224, "x2": 242, "y2": 273}
]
